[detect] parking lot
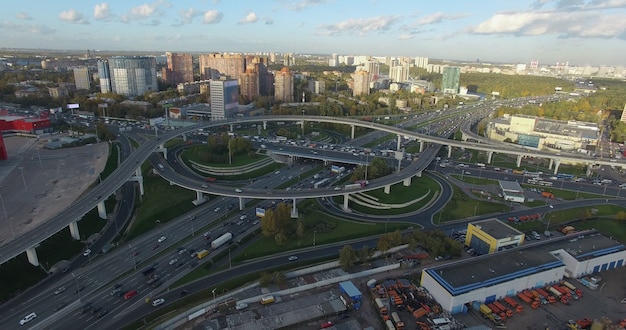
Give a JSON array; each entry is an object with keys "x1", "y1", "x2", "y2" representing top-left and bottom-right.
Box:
[{"x1": 455, "y1": 265, "x2": 626, "y2": 329}]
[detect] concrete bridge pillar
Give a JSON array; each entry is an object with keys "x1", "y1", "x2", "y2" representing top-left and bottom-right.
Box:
[
  {"x1": 516, "y1": 155, "x2": 523, "y2": 167},
  {"x1": 193, "y1": 190, "x2": 207, "y2": 205},
  {"x1": 343, "y1": 194, "x2": 350, "y2": 211},
  {"x1": 415, "y1": 170, "x2": 422, "y2": 178},
  {"x1": 586, "y1": 165, "x2": 593, "y2": 177},
  {"x1": 69, "y1": 221, "x2": 80, "y2": 240},
  {"x1": 351, "y1": 125, "x2": 355, "y2": 139},
  {"x1": 291, "y1": 198, "x2": 298, "y2": 218},
  {"x1": 239, "y1": 197, "x2": 245, "y2": 211},
  {"x1": 230, "y1": 124, "x2": 234, "y2": 132},
  {"x1": 553, "y1": 159, "x2": 561, "y2": 175},
  {"x1": 487, "y1": 151, "x2": 494, "y2": 164},
  {"x1": 97, "y1": 201, "x2": 107, "y2": 220},
  {"x1": 130, "y1": 169, "x2": 145, "y2": 196},
  {"x1": 548, "y1": 159, "x2": 554, "y2": 170},
  {"x1": 384, "y1": 185, "x2": 391, "y2": 194},
  {"x1": 182, "y1": 133, "x2": 187, "y2": 142},
  {"x1": 419, "y1": 140, "x2": 425, "y2": 153},
  {"x1": 263, "y1": 121, "x2": 267, "y2": 130},
  {"x1": 404, "y1": 176, "x2": 413, "y2": 186},
  {"x1": 397, "y1": 159, "x2": 402, "y2": 173},
  {"x1": 158, "y1": 143, "x2": 167, "y2": 160},
  {"x1": 397, "y1": 135, "x2": 402, "y2": 151},
  {"x1": 447, "y1": 145, "x2": 453, "y2": 158},
  {"x1": 26, "y1": 247, "x2": 40, "y2": 266}
]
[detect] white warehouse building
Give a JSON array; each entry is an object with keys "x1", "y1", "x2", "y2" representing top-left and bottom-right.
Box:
[{"x1": 420, "y1": 230, "x2": 626, "y2": 314}]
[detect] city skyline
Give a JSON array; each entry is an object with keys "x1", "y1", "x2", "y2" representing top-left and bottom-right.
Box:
[{"x1": 0, "y1": 1, "x2": 625, "y2": 66}]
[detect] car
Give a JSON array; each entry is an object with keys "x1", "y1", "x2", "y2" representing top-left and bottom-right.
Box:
[
  {"x1": 235, "y1": 188, "x2": 243, "y2": 193},
  {"x1": 74, "y1": 286, "x2": 85, "y2": 294},
  {"x1": 133, "y1": 250, "x2": 140, "y2": 256},
  {"x1": 180, "y1": 289, "x2": 190, "y2": 296},
  {"x1": 152, "y1": 244, "x2": 160, "y2": 250},
  {"x1": 203, "y1": 231, "x2": 211, "y2": 237},
  {"x1": 240, "y1": 214, "x2": 247, "y2": 220},
  {"x1": 178, "y1": 248, "x2": 187, "y2": 255},
  {"x1": 19, "y1": 312, "x2": 37, "y2": 325},
  {"x1": 190, "y1": 252, "x2": 198, "y2": 258},
  {"x1": 189, "y1": 261, "x2": 198, "y2": 268},
  {"x1": 96, "y1": 309, "x2": 109, "y2": 319},
  {"x1": 54, "y1": 302, "x2": 68, "y2": 312},
  {"x1": 288, "y1": 256, "x2": 298, "y2": 261},
  {"x1": 237, "y1": 220, "x2": 244, "y2": 226},
  {"x1": 110, "y1": 288, "x2": 122, "y2": 296},
  {"x1": 151, "y1": 298, "x2": 165, "y2": 307},
  {"x1": 54, "y1": 286, "x2": 66, "y2": 295},
  {"x1": 157, "y1": 236, "x2": 167, "y2": 243},
  {"x1": 274, "y1": 170, "x2": 280, "y2": 175},
  {"x1": 169, "y1": 259, "x2": 178, "y2": 265},
  {"x1": 201, "y1": 184, "x2": 208, "y2": 188},
  {"x1": 83, "y1": 249, "x2": 92, "y2": 257},
  {"x1": 333, "y1": 186, "x2": 342, "y2": 191},
  {"x1": 214, "y1": 207, "x2": 220, "y2": 212}
]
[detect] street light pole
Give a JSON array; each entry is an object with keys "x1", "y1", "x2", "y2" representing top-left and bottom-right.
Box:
[
  {"x1": 0, "y1": 188, "x2": 14, "y2": 238},
  {"x1": 72, "y1": 273, "x2": 82, "y2": 302},
  {"x1": 228, "y1": 249, "x2": 232, "y2": 269},
  {"x1": 313, "y1": 231, "x2": 316, "y2": 247},
  {"x1": 18, "y1": 167, "x2": 27, "y2": 190}
]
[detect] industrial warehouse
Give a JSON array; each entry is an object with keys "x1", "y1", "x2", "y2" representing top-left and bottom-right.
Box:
[{"x1": 420, "y1": 230, "x2": 626, "y2": 314}]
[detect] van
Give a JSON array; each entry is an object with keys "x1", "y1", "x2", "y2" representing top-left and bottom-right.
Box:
[
  {"x1": 531, "y1": 231, "x2": 541, "y2": 240},
  {"x1": 19, "y1": 312, "x2": 37, "y2": 326},
  {"x1": 260, "y1": 295, "x2": 275, "y2": 305}
]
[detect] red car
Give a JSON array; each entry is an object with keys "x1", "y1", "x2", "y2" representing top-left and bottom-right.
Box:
[
  {"x1": 321, "y1": 321, "x2": 334, "y2": 328},
  {"x1": 152, "y1": 244, "x2": 160, "y2": 250}
]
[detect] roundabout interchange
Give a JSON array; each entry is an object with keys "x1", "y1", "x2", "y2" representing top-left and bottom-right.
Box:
[{"x1": 3, "y1": 96, "x2": 626, "y2": 329}]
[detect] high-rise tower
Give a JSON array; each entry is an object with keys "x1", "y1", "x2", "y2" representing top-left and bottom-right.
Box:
[
  {"x1": 274, "y1": 67, "x2": 294, "y2": 102},
  {"x1": 162, "y1": 52, "x2": 193, "y2": 85},
  {"x1": 108, "y1": 56, "x2": 158, "y2": 97}
]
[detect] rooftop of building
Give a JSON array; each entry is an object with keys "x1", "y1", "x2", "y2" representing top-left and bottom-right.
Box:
[
  {"x1": 469, "y1": 218, "x2": 522, "y2": 239},
  {"x1": 0, "y1": 115, "x2": 25, "y2": 121},
  {"x1": 498, "y1": 180, "x2": 523, "y2": 193},
  {"x1": 424, "y1": 230, "x2": 624, "y2": 296}
]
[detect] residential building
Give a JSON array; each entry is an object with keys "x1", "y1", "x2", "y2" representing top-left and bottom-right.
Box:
[
  {"x1": 210, "y1": 79, "x2": 239, "y2": 121},
  {"x1": 414, "y1": 56, "x2": 429, "y2": 69},
  {"x1": 240, "y1": 68, "x2": 259, "y2": 100},
  {"x1": 199, "y1": 53, "x2": 245, "y2": 81},
  {"x1": 97, "y1": 60, "x2": 112, "y2": 93},
  {"x1": 162, "y1": 52, "x2": 193, "y2": 85},
  {"x1": 441, "y1": 66, "x2": 461, "y2": 94},
  {"x1": 73, "y1": 67, "x2": 91, "y2": 90},
  {"x1": 274, "y1": 67, "x2": 294, "y2": 102},
  {"x1": 352, "y1": 70, "x2": 369, "y2": 96},
  {"x1": 308, "y1": 80, "x2": 325, "y2": 94},
  {"x1": 390, "y1": 62, "x2": 409, "y2": 82}
]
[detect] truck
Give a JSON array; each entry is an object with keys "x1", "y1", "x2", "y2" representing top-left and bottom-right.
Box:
[
  {"x1": 541, "y1": 191, "x2": 555, "y2": 199},
  {"x1": 579, "y1": 277, "x2": 598, "y2": 290},
  {"x1": 197, "y1": 249, "x2": 210, "y2": 259},
  {"x1": 548, "y1": 286, "x2": 562, "y2": 297},
  {"x1": 479, "y1": 304, "x2": 501, "y2": 322},
  {"x1": 211, "y1": 233, "x2": 232, "y2": 249},
  {"x1": 559, "y1": 225, "x2": 576, "y2": 235},
  {"x1": 391, "y1": 312, "x2": 404, "y2": 330},
  {"x1": 375, "y1": 298, "x2": 388, "y2": 315},
  {"x1": 205, "y1": 177, "x2": 217, "y2": 182},
  {"x1": 344, "y1": 183, "x2": 362, "y2": 190}
]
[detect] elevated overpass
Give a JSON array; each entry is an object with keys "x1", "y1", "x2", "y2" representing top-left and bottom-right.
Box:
[{"x1": 3, "y1": 113, "x2": 624, "y2": 267}]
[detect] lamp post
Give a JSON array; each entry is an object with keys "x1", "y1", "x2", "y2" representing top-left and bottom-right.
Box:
[
  {"x1": 72, "y1": 273, "x2": 82, "y2": 302},
  {"x1": 212, "y1": 288, "x2": 217, "y2": 302},
  {"x1": 313, "y1": 231, "x2": 316, "y2": 247},
  {"x1": 18, "y1": 167, "x2": 27, "y2": 190},
  {"x1": 474, "y1": 202, "x2": 479, "y2": 217},
  {"x1": 129, "y1": 244, "x2": 137, "y2": 270},
  {"x1": 576, "y1": 187, "x2": 581, "y2": 200},
  {"x1": 0, "y1": 188, "x2": 14, "y2": 238},
  {"x1": 228, "y1": 249, "x2": 232, "y2": 269}
]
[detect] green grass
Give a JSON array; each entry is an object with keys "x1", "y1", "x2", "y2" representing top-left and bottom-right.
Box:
[
  {"x1": 122, "y1": 173, "x2": 196, "y2": 242},
  {"x1": 451, "y1": 174, "x2": 498, "y2": 185},
  {"x1": 434, "y1": 185, "x2": 510, "y2": 222},
  {"x1": 181, "y1": 145, "x2": 267, "y2": 168},
  {"x1": 520, "y1": 184, "x2": 605, "y2": 200},
  {"x1": 574, "y1": 218, "x2": 626, "y2": 243},
  {"x1": 543, "y1": 204, "x2": 626, "y2": 226},
  {"x1": 334, "y1": 175, "x2": 441, "y2": 215},
  {"x1": 363, "y1": 134, "x2": 395, "y2": 148}
]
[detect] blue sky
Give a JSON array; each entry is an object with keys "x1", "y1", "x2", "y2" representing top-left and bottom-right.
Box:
[{"x1": 1, "y1": 0, "x2": 625, "y2": 66}]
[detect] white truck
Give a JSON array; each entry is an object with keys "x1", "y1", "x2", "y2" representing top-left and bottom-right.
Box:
[{"x1": 211, "y1": 233, "x2": 233, "y2": 249}]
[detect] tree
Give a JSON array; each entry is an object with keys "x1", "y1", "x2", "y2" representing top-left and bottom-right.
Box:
[
  {"x1": 356, "y1": 246, "x2": 373, "y2": 263},
  {"x1": 339, "y1": 245, "x2": 356, "y2": 271},
  {"x1": 377, "y1": 233, "x2": 395, "y2": 257}
]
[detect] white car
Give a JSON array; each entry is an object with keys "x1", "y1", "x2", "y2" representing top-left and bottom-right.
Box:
[
  {"x1": 151, "y1": 298, "x2": 165, "y2": 307},
  {"x1": 83, "y1": 249, "x2": 92, "y2": 257},
  {"x1": 235, "y1": 188, "x2": 243, "y2": 193},
  {"x1": 214, "y1": 207, "x2": 221, "y2": 212},
  {"x1": 54, "y1": 287, "x2": 66, "y2": 295},
  {"x1": 169, "y1": 258, "x2": 178, "y2": 265},
  {"x1": 158, "y1": 236, "x2": 167, "y2": 243},
  {"x1": 288, "y1": 256, "x2": 298, "y2": 261},
  {"x1": 19, "y1": 312, "x2": 37, "y2": 326},
  {"x1": 240, "y1": 214, "x2": 247, "y2": 220},
  {"x1": 333, "y1": 186, "x2": 342, "y2": 191}
]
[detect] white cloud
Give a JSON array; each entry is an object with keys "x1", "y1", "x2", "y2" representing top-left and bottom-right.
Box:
[
  {"x1": 414, "y1": 12, "x2": 469, "y2": 26},
  {"x1": 319, "y1": 16, "x2": 398, "y2": 36},
  {"x1": 15, "y1": 12, "x2": 32, "y2": 20},
  {"x1": 0, "y1": 22, "x2": 55, "y2": 34},
  {"x1": 122, "y1": 1, "x2": 167, "y2": 23},
  {"x1": 288, "y1": 0, "x2": 331, "y2": 11},
  {"x1": 94, "y1": 3, "x2": 112, "y2": 21},
  {"x1": 398, "y1": 34, "x2": 414, "y2": 40},
  {"x1": 59, "y1": 9, "x2": 89, "y2": 24},
  {"x1": 203, "y1": 10, "x2": 223, "y2": 24},
  {"x1": 174, "y1": 7, "x2": 202, "y2": 26},
  {"x1": 468, "y1": 10, "x2": 626, "y2": 38},
  {"x1": 239, "y1": 12, "x2": 258, "y2": 24}
]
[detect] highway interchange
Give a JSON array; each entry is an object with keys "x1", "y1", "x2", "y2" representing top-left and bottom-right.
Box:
[{"x1": 4, "y1": 96, "x2": 626, "y2": 329}]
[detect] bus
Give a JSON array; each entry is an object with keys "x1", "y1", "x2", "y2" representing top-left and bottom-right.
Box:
[
  {"x1": 260, "y1": 295, "x2": 275, "y2": 305},
  {"x1": 124, "y1": 290, "x2": 138, "y2": 300}
]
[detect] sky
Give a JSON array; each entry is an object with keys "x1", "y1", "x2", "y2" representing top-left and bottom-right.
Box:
[{"x1": 1, "y1": 0, "x2": 625, "y2": 66}]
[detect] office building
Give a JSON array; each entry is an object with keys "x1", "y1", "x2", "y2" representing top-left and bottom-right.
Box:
[
  {"x1": 274, "y1": 67, "x2": 294, "y2": 102},
  {"x1": 441, "y1": 66, "x2": 461, "y2": 94},
  {"x1": 105, "y1": 56, "x2": 158, "y2": 97},
  {"x1": 199, "y1": 53, "x2": 245, "y2": 81},
  {"x1": 97, "y1": 60, "x2": 112, "y2": 93},
  {"x1": 162, "y1": 52, "x2": 193, "y2": 85},
  {"x1": 210, "y1": 79, "x2": 239, "y2": 121},
  {"x1": 73, "y1": 67, "x2": 91, "y2": 90},
  {"x1": 352, "y1": 70, "x2": 369, "y2": 96}
]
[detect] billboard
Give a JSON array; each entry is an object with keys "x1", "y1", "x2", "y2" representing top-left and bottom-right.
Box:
[
  {"x1": 255, "y1": 207, "x2": 265, "y2": 217},
  {"x1": 67, "y1": 103, "x2": 80, "y2": 109},
  {"x1": 224, "y1": 80, "x2": 239, "y2": 111}
]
